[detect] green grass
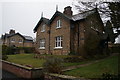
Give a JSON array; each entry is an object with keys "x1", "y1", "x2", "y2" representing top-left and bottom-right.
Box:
[
  {"x1": 7, "y1": 54, "x2": 45, "y2": 68},
  {"x1": 6, "y1": 54, "x2": 92, "y2": 68},
  {"x1": 64, "y1": 54, "x2": 119, "y2": 78}
]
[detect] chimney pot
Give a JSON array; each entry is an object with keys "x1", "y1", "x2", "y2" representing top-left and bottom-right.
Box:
[
  {"x1": 9, "y1": 29, "x2": 15, "y2": 34},
  {"x1": 63, "y1": 6, "x2": 73, "y2": 17}
]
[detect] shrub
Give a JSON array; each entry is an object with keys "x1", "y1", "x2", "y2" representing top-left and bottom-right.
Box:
[
  {"x1": 2, "y1": 45, "x2": 7, "y2": 55},
  {"x1": 64, "y1": 56, "x2": 83, "y2": 63},
  {"x1": 2, "y1": 54, "x2": 8, "y2": 60},
  {"x1": 18, "y1": 47, "x2": 35, "y2": 53},
  {"x1": 43, "y1": 56, "x2": 63, "y2": 74},
  {"x1": 68, "y1": 52, "x2": 77, "y2": 55},
  {"x1": 101, "y1": 73, "x2": 119, "y2": 80},
  {"x1": 2, "y1": 45, "x2": 16, "y2": 55},
  {"x1": 2, "y1": 45, "x2": 35, "y2": 54}
]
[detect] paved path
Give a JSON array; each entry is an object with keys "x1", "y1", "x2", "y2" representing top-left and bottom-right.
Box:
[
  {"x1": 62, "y1": 53, "x2": 118, "y2": 72},
  {"x1": 62, "y1": 60, "x2": 99, "y2": 72}
]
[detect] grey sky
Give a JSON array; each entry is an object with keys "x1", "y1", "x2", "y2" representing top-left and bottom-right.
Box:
[
  {"x1": 0, "y1": 0, "x2": 78, "y2": 38},
  {"x1": 0, "y1": 0, "x2": 119, "y2": 43}
]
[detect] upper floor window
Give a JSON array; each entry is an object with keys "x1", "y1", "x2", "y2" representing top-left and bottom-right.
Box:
[
  {"x1": 56, "y1": 20, "x2": 61, "y2": 28},
  {"x1": 41, "y1": 24, "x2": 45, "y2": 32},
  {"x1": 11, "y1": 38, "x2": 15, "y2": 42},
  {"x1": 40, "y1": 39, "x2": 45, "y2": 49},
  {"x1": 55, "y1": 36, "x2": 63, "y2": 48},
  {"x1": 18, "y1": 39, "x2": 23, "y2": 43}
]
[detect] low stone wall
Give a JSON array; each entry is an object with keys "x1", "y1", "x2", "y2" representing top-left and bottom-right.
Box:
[
  {"x1": 2, "y1": 60, "x2": 43, "y2": 78},
  {"x1": 44, "y1": 73, "x2": 90, "y2": 80}
]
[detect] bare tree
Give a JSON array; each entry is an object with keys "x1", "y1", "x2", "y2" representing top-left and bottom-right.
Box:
[{"x1": 72, "y1": 1, "x2": 120, "y2": 42}]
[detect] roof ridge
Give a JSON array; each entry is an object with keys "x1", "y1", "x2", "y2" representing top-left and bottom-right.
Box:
[
  {"x1": 42, "y1": 17, "x2": 49, "y2": 20},
  {"x1": 72, "y1": 8, "x2": 96, "y2": 17}
]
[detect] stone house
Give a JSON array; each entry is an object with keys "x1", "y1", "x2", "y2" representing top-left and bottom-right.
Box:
[
  {"x1": 1, "y1": 29, "x2": 34, "y2": 47},
  {"x1": 34, "y1": 6, "x2": 104, "y2": 56}
]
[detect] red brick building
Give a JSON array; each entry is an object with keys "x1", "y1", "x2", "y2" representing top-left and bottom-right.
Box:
[{"x1": 34, "y1": 6, "x2": 104, "y2": 56}]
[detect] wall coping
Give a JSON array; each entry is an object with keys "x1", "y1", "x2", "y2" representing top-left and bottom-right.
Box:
[
  {"x1": 1, "y1": 59, "x2": 43, "y2": 70},
  {"x1": 45, "y1": 73, "x2": 82, "y2": 79}
]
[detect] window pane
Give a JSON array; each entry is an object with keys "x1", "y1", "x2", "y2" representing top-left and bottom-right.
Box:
[
  {"x1": 41, "y1": 25, "x2": 45, "y2": 32},
  {"x1": 40, "y1": 39, "x2": 45, "y2": 48},
  {"x1": 56, "y1": 20, "x2": 61, "y2": 28},
  {"x1": 55, "y1": 36, "x2": 63, "y2": 47}
]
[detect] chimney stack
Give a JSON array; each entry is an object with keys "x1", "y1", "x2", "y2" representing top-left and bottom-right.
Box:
[
  {"x1": 63, "y1": 6, "x2": 73, "y2": 17},
  {"x1": 9, "y1": 29, "x2": 15, "y2": 34}
]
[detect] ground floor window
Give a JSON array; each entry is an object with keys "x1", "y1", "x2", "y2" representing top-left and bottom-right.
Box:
[
  {"x1": 55, "y1": 36, "x2": 63, "y2": 48},
  {"x1": 40, "y1": 39, "x2": 45, "y2": 49},
  {"x1": 11, "y1": 38, "x2": 15, "y2": 43}
]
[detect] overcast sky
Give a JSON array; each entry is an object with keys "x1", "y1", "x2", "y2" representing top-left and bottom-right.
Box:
[
  {"x1": 0, "y1": 0, "x2": 78, "y2": 38},
  {"x1": 0, "y1": 0, "x2": 119, "y2": 43}
]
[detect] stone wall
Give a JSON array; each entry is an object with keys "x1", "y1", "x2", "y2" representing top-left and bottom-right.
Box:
[
  {"x1": 36, "y1": 21, "x2": 50, "y2": 54},
  {"x1": 44, "y1": 73, "x2": 89, "y2": 80},
  {"x1": 50, "y1": 16, "x2": 70, "y2": 55},
  {"x1": 2, "y1": 60, "x2": 43, "y2": 78}
]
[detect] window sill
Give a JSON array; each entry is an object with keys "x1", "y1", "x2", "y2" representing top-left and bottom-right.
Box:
[
  {"x1": 56, "y1": 27, "x2": 61, "y2": 29},
  {"x1": 41, "y1": 31, "x2": 45, "y2": 32},
  {"x1": 54, "y1": 47, "x2": 63, "y2": 49},
  {"x1": 11, "y1": 41, "x2": 15, "y2": 43},
  {"x1": 39, "y1": 47, "x2": 45, "y2": 49}
]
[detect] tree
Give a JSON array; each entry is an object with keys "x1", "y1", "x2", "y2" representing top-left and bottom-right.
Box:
[
  {"x1": 72, "y1": 1, "x2": 120, "y2": 42},
  {"x1": 108, "y1": 2, "x2": 120, "y2": 32}
]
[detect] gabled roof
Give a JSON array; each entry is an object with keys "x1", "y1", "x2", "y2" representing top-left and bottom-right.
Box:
[
  {"x1": 34, "y1": 17, "x2": 49, "y2": 32},
  {"x1": 3, "y1": 33, "x2": 33, "y2": 41},
  {"x1": 48, "y1": 11, "x2": 72, "y2": 24},
  {"x1": 23, "y1": 35, "x2": 33, "y2": 41},
  {"x1": 72, "y1": 8, "x2": 96, "y2": 21},
  {"x1": 33, "y1": 8, "x2": 98, "y2": 32},
  {"x1": 7, "y1": 33, "x2": 24, "y2": 39}
]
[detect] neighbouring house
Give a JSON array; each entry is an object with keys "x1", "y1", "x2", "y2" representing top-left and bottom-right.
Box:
[
  {"x1": 1, "y1": 29, "x2": 34, "y2": 47},
  {"x1": 34, "y1": 6, "x2": 104, "y2": 56}
]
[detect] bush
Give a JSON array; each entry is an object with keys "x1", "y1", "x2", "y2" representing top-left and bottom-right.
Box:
[
  {"x1": 2, "y1": 54, "x2": 8, "y2": 60},
  {"x1": 2, "y1": 45, "x2": 7, "y2": 55},
  {"x1": 2, "y1": 45, "x2": 16, "y2": 55},
  {"x1": 43, "y1": 56, "x2": 63, "y2": 74},
  {"x1": 2, "y1": 45, "x2": 35, "y2": 55},
  {"x1": 101, "y1": 73, "x2": 119, "y2": 80},
  {"x1": 18, "y1": 47, "x2": 35, "y2": 53},
  {"x1": 64, "y1": 56, "x2": 83, "y2": 63},
  {"x1": 68, "y1": 52, "x2": 77, "y2": 55}
]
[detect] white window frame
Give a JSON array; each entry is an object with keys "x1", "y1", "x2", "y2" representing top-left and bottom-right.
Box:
[
  {"x1": 56, "y1": 20, "x2": 61, "y2": 28},
  {"x1": 39, "y1": 39, "x2": 45, "y2": 49},
  {"x1": 55, "y1": 36, "x2": 63, "y2": 49},
  {"x1": 11, "y1": 38, "x2": 15, "y2": 43},
  {"x1": 41, "y1": 24, "x2": 45, "y2": 32}
]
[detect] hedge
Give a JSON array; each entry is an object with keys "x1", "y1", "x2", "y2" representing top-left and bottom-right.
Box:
[{"x1": 2, "y1": 45, "x2": 35, "y2": 55}]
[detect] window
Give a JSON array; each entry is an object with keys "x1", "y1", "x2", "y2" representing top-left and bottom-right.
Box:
[
  {"x1": 41, "y1": 24, "x2": 45, "y2": 32},
  {"x1": 40, "y1": 39, "x2": 45, "y2": 49},
  {"x1": 55, "y1": 36, "x2": 63, "y2": 48},
  {"x1": 19, "y1": 39, "x2": 22, "y2": 43},
  {"x1": 11, "y1": 38, "x2": 15, "y2": 42},
  {"x1": 56, "y1": 20, "x2": 61, "y2": 28}
]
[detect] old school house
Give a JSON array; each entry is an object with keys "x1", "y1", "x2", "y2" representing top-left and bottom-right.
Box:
[{"x1": 34, "y1": 6, "x2": 104, "y2": 56}]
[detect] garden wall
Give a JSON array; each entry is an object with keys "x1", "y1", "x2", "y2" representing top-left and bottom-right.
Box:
[
  {"x1": 2, "y1": 60, "x2": 90, "y2": 80},
  {"x1": 2, "y1": 60, "x2": 43, "y2": 78},
  {"x1": 44, "y1": 73, "x2": 89, "y2": 80}
]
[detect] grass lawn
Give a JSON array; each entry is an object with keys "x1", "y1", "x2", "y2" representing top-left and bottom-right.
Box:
[
  {"x1": 7, "y1": 54, "x2": 45, "y2": 68},
  {"x1": 64, "y1": 54, "x2": 119, "y2": 78},
  {"x1": 6, "y1": 53, "x2": 92, "y2": 68}
]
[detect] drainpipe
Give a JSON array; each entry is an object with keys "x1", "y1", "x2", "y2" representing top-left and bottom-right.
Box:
[
  {"x1": 9, "y1": 38, "x2": 10, "y2": 46},
  {"x1": 48, "y1": 25, "x2": 51, "y2": 55},
  {"x1": 77, "y1": 22, "x2": 80, "y2": 55}
]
